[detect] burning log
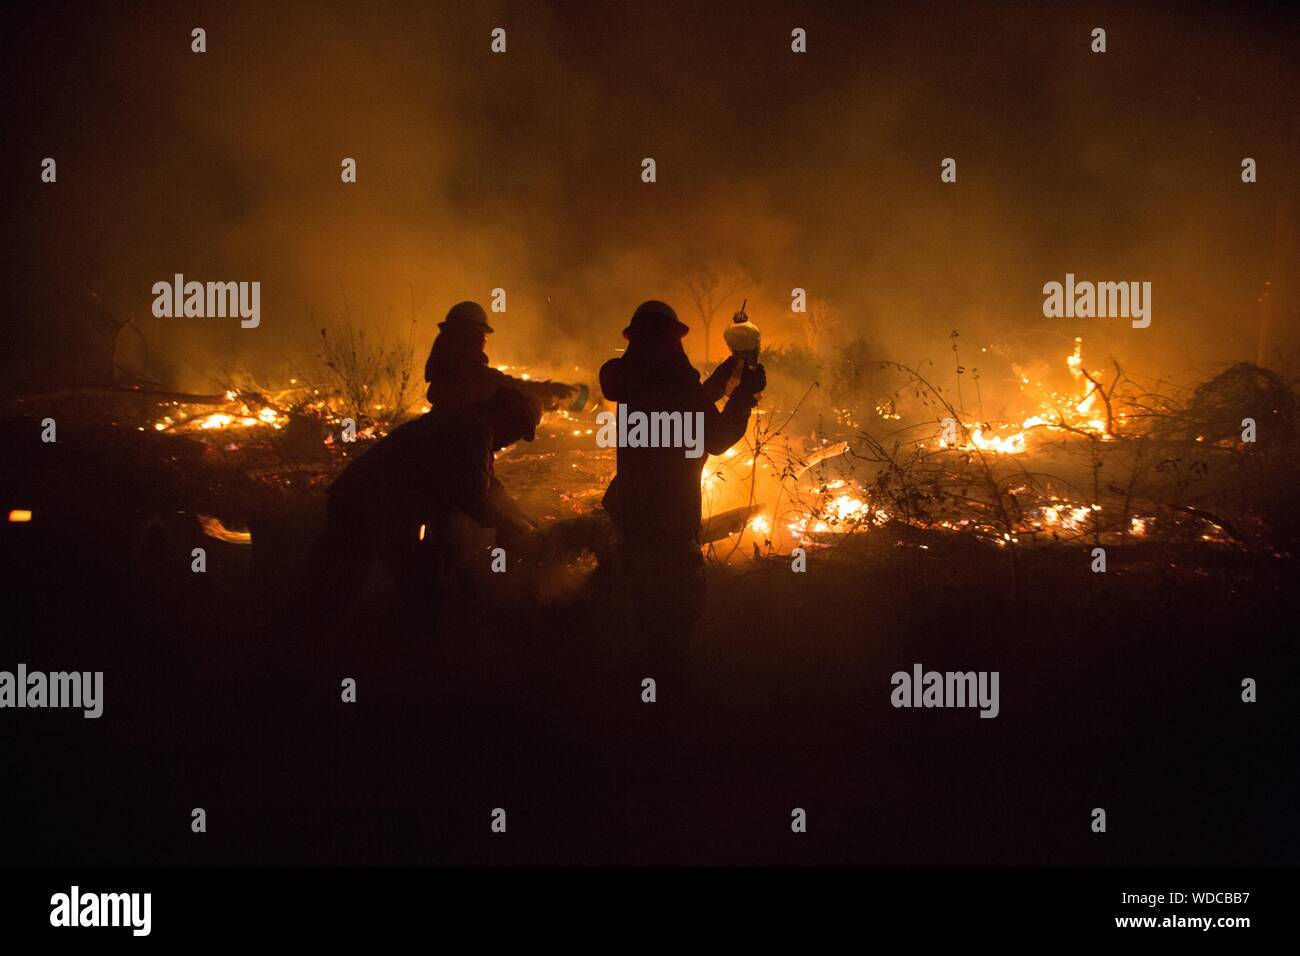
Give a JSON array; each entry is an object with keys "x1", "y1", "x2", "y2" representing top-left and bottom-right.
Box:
[
  {"x1": 12, "y1": 385, "x2": 231, "y2": 405},
  {"x1": 198, "y1": 513, "x2": 252, "y2": 545},
  {"x1": 701, "y1": 504, "x2": 764, "y2": 543},
  {"x1": 531, "y1": 503, "x2": 764, "y2": 562},
  {"x1": 795, "y1": 440, "x2": 849, "y2": 478}
]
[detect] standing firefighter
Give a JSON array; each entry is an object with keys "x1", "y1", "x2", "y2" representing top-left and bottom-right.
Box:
[
  {"x1": 423, "y1": 300, "x2": 578, "y2": 412},
  {"x1": 301, "y1": 386, "x2": 542, "y2": 637},
  {"x1": 598, "y1": 299, "x2": 766, "y2": 664}
]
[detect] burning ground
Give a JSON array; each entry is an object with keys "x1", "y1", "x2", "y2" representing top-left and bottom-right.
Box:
[
  {"x1": 15, "y1": 332, "x2": 1297, "y2": 570},
  {"x1": 2, "y1": 330, "x2": 1297, "y2": 865}
]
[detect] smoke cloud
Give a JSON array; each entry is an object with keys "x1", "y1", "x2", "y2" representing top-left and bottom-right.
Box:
[{"x1": 4, "y1": 2, "x2": 1295, "y2": 396}]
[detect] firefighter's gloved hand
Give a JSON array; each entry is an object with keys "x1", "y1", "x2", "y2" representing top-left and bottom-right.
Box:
[
  {"x1": 537, "y1": 381, "x2": 580, "y2": 408},
  {"x1": 736, "y1": 362, "x2": 767, "y2": 397}
]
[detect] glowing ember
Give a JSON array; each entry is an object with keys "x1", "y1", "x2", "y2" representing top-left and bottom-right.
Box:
[
  {"x1": 1040, "y1": 503, "x2": 1096, "y2": 532},
  {"x1": 153, "y1": 395, "x2": 290, "y2": 434},
  {"x1": 198, "y1": 514, "x2": 252, "y2": 544},
  {"x1": 8, "y1": 509, "x2": 33, "y2": 523}
]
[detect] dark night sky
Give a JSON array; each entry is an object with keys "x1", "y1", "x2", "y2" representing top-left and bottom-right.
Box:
[{"x1": 3, "y1": 1, "x2": 1296, "y2": 395}]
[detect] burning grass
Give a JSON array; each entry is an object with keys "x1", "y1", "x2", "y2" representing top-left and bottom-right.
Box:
[
  {"x1": 701, "y1": 335, "x2": 1299, "y2": 574},
  {"x1": 19, "y1": 331, "x2": 1291, "y2": 590}
]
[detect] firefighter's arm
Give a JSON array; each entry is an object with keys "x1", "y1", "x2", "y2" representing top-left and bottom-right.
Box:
[
  {"x1": 701, "y1": 355, "x2": 740, "y2": 402},
  {"x1": 444, "y1": 429, "x2": 497, "y2": 526},
  {"x1": 511, "y1": 376, "x2": 578, "y2": 410},
  {"x1": 442, "y1": 422, "x2": 535, "y2": 536},
  {"x1": 704, "y1": 364, "x2": 764, "y2": 455},
  {"x1": 482, "y1": 477, "x2": 536, "y2": 535}
]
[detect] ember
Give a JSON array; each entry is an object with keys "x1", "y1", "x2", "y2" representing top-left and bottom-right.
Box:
[{"x1": 198, "y1": 514, "x2": 252, "y2": 545}]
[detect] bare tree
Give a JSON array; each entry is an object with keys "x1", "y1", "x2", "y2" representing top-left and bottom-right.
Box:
[
  {"x1": 800, "y1": 296, "x2": 839, "y2": 358},
  {"x1": 312, "y1": 291, "x2": 422, "y2": 430},
  {"x1": 681, "y1": 264, "x2": 749, "y2": 363}
]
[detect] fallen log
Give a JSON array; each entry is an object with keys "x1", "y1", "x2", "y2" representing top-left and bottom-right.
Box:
[
  {"x1": 8, "y1": 385, "x2": 230, "y2": 405},
  {"x1": 701, "y1": 504, "x2": 764, "y2": 543}
]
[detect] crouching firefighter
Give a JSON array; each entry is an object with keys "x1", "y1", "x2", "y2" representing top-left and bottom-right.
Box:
[{"x1": 299, "y1": 386, "x2": 543, "y2": 638}]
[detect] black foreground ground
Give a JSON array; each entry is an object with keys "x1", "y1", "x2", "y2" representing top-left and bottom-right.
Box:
[{"x1": 4, "y1": 441, "x2": 1296, "y2": 866}]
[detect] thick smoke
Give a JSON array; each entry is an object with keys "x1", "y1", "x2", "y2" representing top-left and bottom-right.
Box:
[{"x1": 4, "y1": 2, "x2": 1295, "y2": 397}]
